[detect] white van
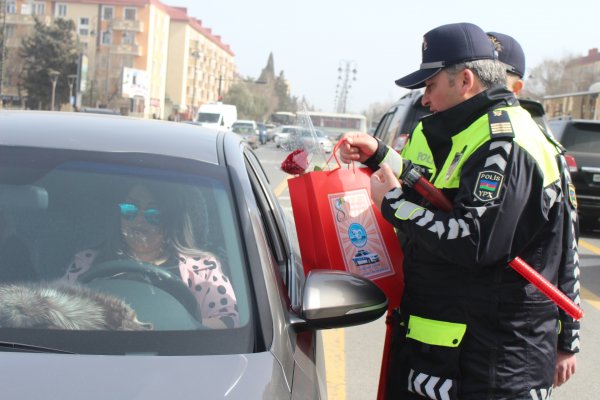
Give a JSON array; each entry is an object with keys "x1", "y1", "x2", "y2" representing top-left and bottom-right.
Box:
[{"x1": 195, "y1": 103, "x2": 237, "y2": 131}]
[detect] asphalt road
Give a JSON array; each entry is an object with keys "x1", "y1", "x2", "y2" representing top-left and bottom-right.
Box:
[{"x1": 254, "y1": 141, "x2": 600, "y2": 400}]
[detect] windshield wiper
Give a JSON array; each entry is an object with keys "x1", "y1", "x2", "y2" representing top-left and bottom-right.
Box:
[{"x1": 0, "y1": 341, "x2": 74, "y2": 354}]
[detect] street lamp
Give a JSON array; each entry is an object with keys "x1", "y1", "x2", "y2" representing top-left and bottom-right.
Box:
[
  {"x1": 335, "y1": 60, "x2": 357, "y2": 113},
  {"x1": 48, "y1": 69, "x2": 60, "y2": 111}
]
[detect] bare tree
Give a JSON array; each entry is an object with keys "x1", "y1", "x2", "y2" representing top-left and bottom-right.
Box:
[
  {"x1": 523, "y1": 53, "x2": 600, "y2": 100},
  {"x1": 523, "y1": 57, "x2": 574, "y2": 100}
]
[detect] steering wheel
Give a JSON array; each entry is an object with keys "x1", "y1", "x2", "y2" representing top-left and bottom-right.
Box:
[{"x1": 78, "y1": 259, "x2": 198, "y2": 317}]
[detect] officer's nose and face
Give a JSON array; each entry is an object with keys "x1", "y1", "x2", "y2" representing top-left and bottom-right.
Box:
[{"x1": 421, "y1": 69, "x2": 466, "y2": 113}]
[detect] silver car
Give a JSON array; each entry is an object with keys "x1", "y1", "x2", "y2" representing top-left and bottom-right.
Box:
[{"x1": 0, "y1": 111, "x2": 387, "y2": 399}]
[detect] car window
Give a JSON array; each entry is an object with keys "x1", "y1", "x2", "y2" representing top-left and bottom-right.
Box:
[
  {"x1": 558, "y1": 122, "x2": 600, "y2": 152},
  {"x1": 372, "y1": 110, "x2": 394, "y2": 140},
  {"x1": 0, "y1": 147, "x2": 255, "y2": 355},
  {"x1": 244, "y1": 149, "x2": 303, "y2": 305}
]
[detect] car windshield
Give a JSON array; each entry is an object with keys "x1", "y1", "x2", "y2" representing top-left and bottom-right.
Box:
[
  {"x1": 0, "y1": 147, "x2": 254, "y2": 356},
  {"x1": 233, "y1": 122, "x2": 253, "y2": 128},
  {"x1": 233, "y1": 126, "x2": 254, "y2": 134},
  {"x1": 197, "y1": 112, "x2": 220, "y2": 123}
]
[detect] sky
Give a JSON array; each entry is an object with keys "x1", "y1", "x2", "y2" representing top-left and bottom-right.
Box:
[{"x1": 171, "y1": 0, "x2": 600, "y2": 114}]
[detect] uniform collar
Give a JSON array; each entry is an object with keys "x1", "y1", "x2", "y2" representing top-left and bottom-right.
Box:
[{"x1": 421, "y1": 86, "x2": 516, "y2": 140}]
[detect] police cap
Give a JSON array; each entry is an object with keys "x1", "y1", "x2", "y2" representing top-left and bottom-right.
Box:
[
  {"x1": 395, "y1": 22, "x2": 497, "y2": 89},
  {"x1": 487, "y1": 32, "x2": 526, "y2": 78}
]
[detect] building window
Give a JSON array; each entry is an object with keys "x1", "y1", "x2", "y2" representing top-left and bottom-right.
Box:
[
  {"x1": 102, "y1": 6, "x2": 114, "y2": 20},
  {"x1": 124, "y1": 7, "x2": 137, "y2": 21},
  {"x1": 79, "y1": 17, "x2": 90, "y2": 36},
  {"x1": 101, "y1": 31, "x2": 112, "y2": 45},
  {"x1": 6, "y1": 1, "x2": 16, "y2": 14},
  {"x1": 32, "y1": 2, "x2": 45, "y2": 15},
  {"x1": 122, "y1": 32, "x2": 135, "y2": 45},
  {"x1": 55, "y1": 3, "x2": 67, "y2": 18}
]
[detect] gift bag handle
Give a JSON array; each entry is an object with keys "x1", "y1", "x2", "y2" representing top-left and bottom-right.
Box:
[{"x1": 328, "y1": 138, "x2": 356, "y2": 172}]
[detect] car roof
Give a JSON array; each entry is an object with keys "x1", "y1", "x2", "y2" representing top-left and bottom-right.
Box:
[{"x1": 0, "y1": 111, "x2": 222, "y2": 165}]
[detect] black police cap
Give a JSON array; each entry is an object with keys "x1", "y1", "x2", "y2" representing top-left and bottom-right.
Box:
[
  {"x1": 395, "y1": 22, "x2": 497, "y2": 89},
  {"x1": 487, "y1": 32, "x2": 526, "y2": 78}
]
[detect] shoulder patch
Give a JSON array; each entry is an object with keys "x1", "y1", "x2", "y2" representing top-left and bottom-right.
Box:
[
  {"x1": 568, "y1": 183, "x2": 578, "y2": 210},
  {"x1": 474, "y1": 170, "x2": 504, "y2": 202},
  {"x1": 488, "y1": 109, "x2": 515, "y2": 140}
]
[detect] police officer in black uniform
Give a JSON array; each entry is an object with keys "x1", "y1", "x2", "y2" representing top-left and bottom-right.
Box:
[
  {"x1": 487, "y1": 30, "x2": 580, "y2": 389},
  {"x1": 339, "y1": 22, "x2": 580, "y2": 400}
]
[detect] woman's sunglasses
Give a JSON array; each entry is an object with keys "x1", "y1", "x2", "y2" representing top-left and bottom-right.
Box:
[{"x1": 118, "y1": 203, "x2": 161, "y2": 225}]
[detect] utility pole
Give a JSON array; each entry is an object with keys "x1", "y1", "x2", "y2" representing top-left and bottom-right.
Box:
[
  {"x1": 334, "y1": 60, "x2": 357, "y2": 114},
  {"x1": 190, "y1": 48, "x2": 201, "y2": 119},
  {"x1": 0, "y1": 0, "x2": 7, "y2": 109}
]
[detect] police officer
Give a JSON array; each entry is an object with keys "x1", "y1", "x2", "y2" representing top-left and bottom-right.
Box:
[
  {"x1": 487, "y1": 30, "x2": 580, "y2": 389},
  {"x1": 339, "y1": 22, "x2": 580, "y2": 399},
  {"x1": 487, "y1": 32, "x2": 526, "y2": 95}
]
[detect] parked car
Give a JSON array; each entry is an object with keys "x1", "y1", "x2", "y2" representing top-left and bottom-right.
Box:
[
  {"x1": 287, "y1": 128, "x2": 333, "y2": 154},
  {"x1": 231, "y1": 119, "x2": 258, "y2": 134},
  {"x1": 548, "y1": 117, "x2": 600, "y2": 230},
  {"x1": 312, "y1": 129, "x2": 334, "y2": 153},
  {"x1": 273, "y1": 125, "x2": 302, "y2": 148},
  {"x1": 371, "y1": 90, "x2": 429, "y2": 152},
  {"x1": 231, "y1": 122, "x2": 258, "y2": 149},
  {"x1": 0, "y1": 111, "x2": 387, "y2": 399},
  {"x1": 265, "y1": 123, "x2": 277, "y2": 141},
  {"x1": 274, "y1": 126, "x2": 333, "y2": 154}
]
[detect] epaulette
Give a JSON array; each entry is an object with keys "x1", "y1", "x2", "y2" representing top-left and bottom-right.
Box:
[{"x1": 488, "y1": 109, "x2": 515, "y2": 141}]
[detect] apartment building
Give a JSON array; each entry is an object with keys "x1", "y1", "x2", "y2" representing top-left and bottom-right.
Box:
[
  {"x1": 165, "y1": 6, "x2": 235, "y2": 120},
  {"x1": 1, "y1": 0, "x2": 53, "y2": 103},
  {"x1": 0, "y1": 0, "x2": 236, "y2": 119}
]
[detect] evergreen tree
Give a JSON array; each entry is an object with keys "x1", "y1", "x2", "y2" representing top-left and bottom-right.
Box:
[{"x1": 20, "y1": 18, "x2": 78, "y2": 110}]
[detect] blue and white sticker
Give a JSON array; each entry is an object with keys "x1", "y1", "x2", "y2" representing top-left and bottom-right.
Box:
[{"x1": 348, "y1": 223, "x2": 367, "y2": 248}]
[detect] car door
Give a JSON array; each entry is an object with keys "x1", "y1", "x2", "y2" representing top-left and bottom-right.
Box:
[{"x1": 243, "y1": 149, "x2": 323, "y2": 399}]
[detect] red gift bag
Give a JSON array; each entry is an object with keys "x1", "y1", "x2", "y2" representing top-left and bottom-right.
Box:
[{"x1": 288, "y1": 165, "x2": 404, "y2": 309}]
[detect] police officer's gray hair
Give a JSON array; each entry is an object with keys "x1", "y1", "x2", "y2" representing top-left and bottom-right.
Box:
[{"x1": 445, "y1": 59, "x2": 506, "y2": 88}]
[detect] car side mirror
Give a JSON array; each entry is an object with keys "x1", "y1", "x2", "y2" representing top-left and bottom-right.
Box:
[{"x1": 291, "y1": 269, "x2": 387, "y2": 331}]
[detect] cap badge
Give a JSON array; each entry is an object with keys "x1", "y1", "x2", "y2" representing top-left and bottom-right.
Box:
[{"x1": 422, "y1": 37, "x2": 428, "y2": 51}]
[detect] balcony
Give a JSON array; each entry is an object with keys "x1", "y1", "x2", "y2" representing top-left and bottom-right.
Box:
[
  {"x1": 111, "y1": 19, "x2": 144, "y2": 32},
  {"x1": 110, "y1": 43, "x2": 143, "y2": 56},
  {"x1": 5, "y1": 13, "x2": 51, "y2": 25}
]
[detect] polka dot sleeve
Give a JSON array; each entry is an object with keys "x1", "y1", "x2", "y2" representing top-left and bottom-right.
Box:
[{"x1": 178, "y1": 253, "x2": 240, "y2": 328}]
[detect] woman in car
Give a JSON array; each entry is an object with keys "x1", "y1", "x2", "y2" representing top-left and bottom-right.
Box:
[{"x1": 63, "y1": 181, "x2": 239, "y2": 329}]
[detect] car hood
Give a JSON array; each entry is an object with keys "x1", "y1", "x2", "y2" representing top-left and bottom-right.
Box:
[{"x1": 0, "y1": 351, "x2": 289, "y2": 399}]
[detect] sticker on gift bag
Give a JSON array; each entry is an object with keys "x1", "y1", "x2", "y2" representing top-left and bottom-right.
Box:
[{"x1": 329, "y1": 188, "x2": 394, "y2": 280}]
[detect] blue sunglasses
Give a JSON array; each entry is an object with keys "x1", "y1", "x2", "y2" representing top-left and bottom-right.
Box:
[{"x1": 118, "y1": 203, "x2": 161, "y2": 225}]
